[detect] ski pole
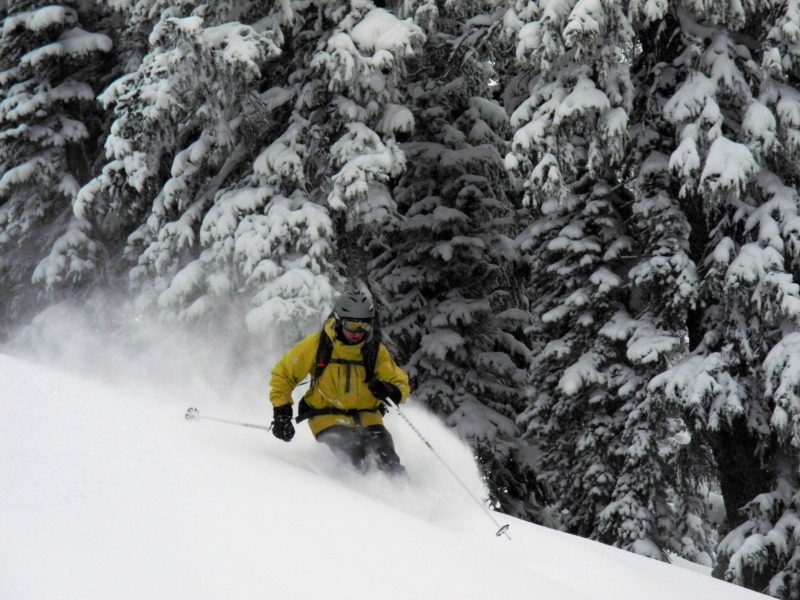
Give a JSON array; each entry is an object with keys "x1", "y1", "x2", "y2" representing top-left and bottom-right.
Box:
[
  {"x1": 185, "y1": 407, "x2": 273, "y2": 432},
  {"x1": 385, "y1": 398, "x2": 511, "y2": 540}
]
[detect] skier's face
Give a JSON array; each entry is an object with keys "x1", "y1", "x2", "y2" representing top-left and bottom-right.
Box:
[
  {"x1": 340, "y1": 319, "x2": 371, "y2": 344},
  {"x1": 342, "y1": 329, "x2": 365, "y2": 344}
]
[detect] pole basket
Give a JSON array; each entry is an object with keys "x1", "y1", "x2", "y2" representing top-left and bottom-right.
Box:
[
  {"x1": 496, "y1": 524, "x2": 511, "y2": 538},
  {"x1": 186, "y1": 407, "x2": 200, "y2": 421}
]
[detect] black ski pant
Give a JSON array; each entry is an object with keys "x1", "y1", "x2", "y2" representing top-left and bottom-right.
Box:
[{"x1": 316, "y1": 424, "x2": 406, "y2": 477}]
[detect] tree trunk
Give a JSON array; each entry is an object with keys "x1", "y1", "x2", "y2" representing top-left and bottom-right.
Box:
[{"x1": 710, "y1": 417, "x2": 774, "y2": 533}]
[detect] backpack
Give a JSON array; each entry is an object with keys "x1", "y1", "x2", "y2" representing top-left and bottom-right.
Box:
[{"x1": 295, "y1": 316, "x2": 385, "y2": 425}]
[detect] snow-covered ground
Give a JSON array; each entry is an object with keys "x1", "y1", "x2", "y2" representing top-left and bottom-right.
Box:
[{"x1": 0, "y1": 352, "x2": 766, "y2": 600}]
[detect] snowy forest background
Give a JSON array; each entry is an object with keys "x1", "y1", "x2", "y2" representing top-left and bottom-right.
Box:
[{"x1": 1, "y1": 0, "x2": 800, "y2": 595}]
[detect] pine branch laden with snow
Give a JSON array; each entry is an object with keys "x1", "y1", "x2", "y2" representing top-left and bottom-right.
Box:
[
  {"x1": 0, "y1": 0, "x2": 112, "y2": 324},
  {"x1": 199, "y1": 187, "x2": 336, "y2": 337},
  {"x1": 298, "y1": 4, "x2": 425, "y2": 286},
  {"x1": 504, "y1": 0, "x2": 633, "y2": 208},
  {"x1": 95, "y1": 10, "x2": 279, "y2": 245},
  {"x1": 244, "y1": 3, "x2": 424, "y2": 332},
  {"x1": 105, "y1": 0, "x2": 222, "y2": 65},
  {"x1": 660, "y1": 24, "x2": 760, "y2": 208},
  {"x1": 150, "y1": 2, "x2": 427, "y2": 333}
]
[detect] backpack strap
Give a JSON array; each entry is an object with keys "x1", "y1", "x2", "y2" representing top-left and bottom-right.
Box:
[
  {"x1": 361, "y1": 314, "x2": 383, "y2": 383},
  {"x1": 361, "y1": 336, "x2": 380, "y2": 383},
  {"x1": 312, "y1": 330, "x2": 334, "y2": 388}
]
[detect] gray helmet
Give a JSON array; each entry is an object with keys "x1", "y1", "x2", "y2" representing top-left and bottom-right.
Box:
[{"x1": 333, "y1": 293, "x2": 374, "y2": 320}]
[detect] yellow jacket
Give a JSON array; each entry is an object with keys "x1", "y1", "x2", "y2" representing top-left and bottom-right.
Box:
[{"x1": 270, "y1": 319, "x2": 410, "y2": 436}]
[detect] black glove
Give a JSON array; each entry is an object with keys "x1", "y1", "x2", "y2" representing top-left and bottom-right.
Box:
[
  {"x1": 272, "y1": 404, "x2": 295, "y2": 442},
  {"x1": 368, "y1": 379, "x2": 402, "y2": 405}
]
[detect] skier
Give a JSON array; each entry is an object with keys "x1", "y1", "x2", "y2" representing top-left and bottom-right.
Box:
[{"x1": 269, "y1": 292, "x2": 410, "y2": 477}]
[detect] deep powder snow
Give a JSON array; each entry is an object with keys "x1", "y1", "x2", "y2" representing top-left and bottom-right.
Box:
[{"x1": 0, "y1": 353, "x2": 766, "y2": 599}]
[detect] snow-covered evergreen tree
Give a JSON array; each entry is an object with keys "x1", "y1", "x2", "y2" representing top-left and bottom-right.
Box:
[
  {"x1": 0, "y1": 0, "x2": 112, "y2": 331},
  {"x1": 376, "y1": 0, "x2": 550, "y2": 523},
  {"x1": 506, "y1": 0, "x2": 716, "y2": 562},
  {"x1": 505, "y1": 0, "x2": 636, "y2": 543},
  {"x1": 628, "y1": 2, "x2": 800, "y2": 594},
  {"x1": 40, "y1": 0, "x2": 283, "y2": 325},
  {"x1": 209, "y1": 0, "x2": 426, "y2": 337}
]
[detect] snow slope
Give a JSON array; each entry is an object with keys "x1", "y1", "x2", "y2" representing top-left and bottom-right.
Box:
[{"x1": 0, "y1": 352, "x2": 766, "y2": 600}]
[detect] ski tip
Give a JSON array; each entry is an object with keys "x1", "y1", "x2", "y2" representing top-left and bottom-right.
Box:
[{"x1": 186, "y1": 407, "x2": 200, "y2": 421}]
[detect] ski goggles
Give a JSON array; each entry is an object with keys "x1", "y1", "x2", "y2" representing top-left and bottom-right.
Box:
[{"x1": 342, "y1": 319, "x2": 372, "y2": 334}]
